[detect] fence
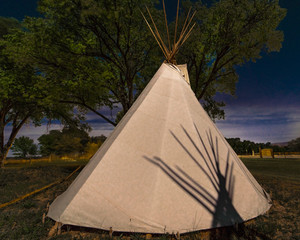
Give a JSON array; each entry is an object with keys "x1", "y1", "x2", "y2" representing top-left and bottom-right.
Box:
[{"x1": 239, "y1": 152, "x2": 300, "y2": 158}]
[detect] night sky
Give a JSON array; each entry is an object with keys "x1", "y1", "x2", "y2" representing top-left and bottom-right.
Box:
[{"x1": 1, "y1": 0, "x2": 299, "y2": 145}]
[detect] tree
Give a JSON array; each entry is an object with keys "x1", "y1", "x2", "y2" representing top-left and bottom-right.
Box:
[
  {"x1": 226, "y1": 137, "x2": 279, "y2": 155},
  {"x1": 5, "y1": 0, "x2": 286, "y2": 127},
  {"x1": 178, "y1": 0, "x2": 286, "y2": 119},
  {"x1": 11, "y1": 136, "x2": 37, "y2": 158},
  {"x1": 7, "y1": 0, "x2": 161, "y2": 126},
  {"x1": 38, "y1": 126, "x2": 90, "y2": 156},
  {"x1": 90, "y1": 135, "x2": 107, "y2": 144},
  {"x1": 0, "y1": 17, "x2": 85, "y2": 168},
  {"x1": 0, "y1": 17, "x2": 42, "y2": 167},
  {"x1": 38, "y1": 130, "x2": 60, "y2": 156},
  {"x1": 287, "y1": 137, "x2": 300, "y2": 152},
  {"x1": 226, "y1": 138, "x2": 244, "y2": 154},
  {"x1": 84, "y1": 135, "x2": 107, "y2": 158},
  {"x1": 0, "y1": 17, "x2": 19, "y2": 36}
]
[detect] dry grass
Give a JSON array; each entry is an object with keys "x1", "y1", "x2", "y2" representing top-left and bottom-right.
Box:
[{"x1": 0, "y1": 158, "x2": 299, "y2": 239}]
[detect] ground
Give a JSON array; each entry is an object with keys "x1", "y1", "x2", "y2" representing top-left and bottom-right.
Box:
[{"x1": 0, "y1": 158, "x2": 299, "y2": 240}]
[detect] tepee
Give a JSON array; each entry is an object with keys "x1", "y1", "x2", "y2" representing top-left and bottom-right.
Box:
[{"x1": 48, "y1": 1, "x2": 271, "y2": 234}]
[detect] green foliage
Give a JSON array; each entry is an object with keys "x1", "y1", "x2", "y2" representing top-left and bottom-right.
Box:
[
  {"x1": 38, "y1": 126, "x2": 90, "y2": 156},
  {"x1": 226, "y1": 138, "x2": 274, "y2": 154},
  {"x1": 11, "y1": 136, "x2": 37, "y2": 158},
  {"x1": 0, "y1": 17, "x2": 44, "y2": 166},
  {"x1": 202, "y1": 96, "x2": 225, "y2": 121},
  {"x1": 3, "y1": 0, "x2": 286, "y2": 125},
  {"x1": 0, "y1": 17, "x2": 20, "y2": 38},
  {"x1": 38, "y1": 127, "x2": 107, "y2": 157},
  {"x1": 287, "y1": 137, "x2": 300, "y2": 152},
  {"x1": 90, "y1": 135, "x2": 107, "y2": 144},
  {"x1": 178, "y1": 0, "x2": 286, "y2": 119},
  {"x1": 0, "y1": 17, "x2": 86, "y2": 167},
  {"x1": 0, "y1": 0, "x2": 286, "y2": 154},
  {"x1": 115, "y1": 110, "x2": 125, "y2": 125},
  {"x1": 6, "y1": 0, "x2": 161, "y2": 126}
]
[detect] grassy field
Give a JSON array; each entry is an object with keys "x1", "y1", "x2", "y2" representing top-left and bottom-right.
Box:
[{"x1": 0, "y1": 158, "x2": 299, "y2": 240}]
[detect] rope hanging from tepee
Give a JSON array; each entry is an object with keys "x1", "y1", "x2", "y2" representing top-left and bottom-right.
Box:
[{"x1": 141, "y1": 0, "x2": 196, "y2": 64}]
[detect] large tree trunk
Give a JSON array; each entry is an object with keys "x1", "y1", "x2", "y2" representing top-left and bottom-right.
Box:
[
  {"x1": 0, "y1": 149, "x2": 9, "y2": 168},
  {"x1": 0, "y1": 114, "x2": 29, "y2": 168},
  {"x1": 0, "y1": 126, "x2": 9, "y2": 168}
]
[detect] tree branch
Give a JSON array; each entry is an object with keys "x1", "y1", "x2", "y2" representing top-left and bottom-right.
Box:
[{"x1": 60, "y1": 100, "x2": 117, "y2": 126}]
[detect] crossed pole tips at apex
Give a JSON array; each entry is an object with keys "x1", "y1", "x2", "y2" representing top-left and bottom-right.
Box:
[{"x1": 140, "y1": 0, "x2": 196, "y2": 65}]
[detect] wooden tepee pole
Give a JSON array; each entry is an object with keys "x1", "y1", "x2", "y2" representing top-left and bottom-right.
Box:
[{"x1": 141, "y1": 0, "x2": 196, "y2": 64}]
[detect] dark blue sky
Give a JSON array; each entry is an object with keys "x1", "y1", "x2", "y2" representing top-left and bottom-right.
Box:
[
  {"x1": 232, "y1": 0, "x2": 300, "y2": 106},
  {"x1": 216, "y1": 0, "x2": 300, "y2": 143},
  {"x1": 0, "y1": 0, "x2": 39, "y2": 20},
  {"x1": 1, "y1": 0, "x2": 299, "y2": 143}
]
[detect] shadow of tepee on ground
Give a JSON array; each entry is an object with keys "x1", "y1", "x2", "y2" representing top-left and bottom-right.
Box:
[{"x1": 144, "y1": 123, "x2": 243, "y2": 229}]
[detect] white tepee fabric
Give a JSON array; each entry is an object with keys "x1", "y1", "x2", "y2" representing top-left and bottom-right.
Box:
[{"x1": 48, "y1": 63, "x2": 271, "y2": 234}]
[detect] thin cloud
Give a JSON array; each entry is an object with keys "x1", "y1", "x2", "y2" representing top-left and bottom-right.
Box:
[
  {"x1": 217, "y1": 104, "x2": 300, "y2": 143},
  {"x1": 5, "y1": 124, "x2": 63, "y2": 144},
  {"x1": 89, "y1": 122, "x2": 115, "y2": 137}
]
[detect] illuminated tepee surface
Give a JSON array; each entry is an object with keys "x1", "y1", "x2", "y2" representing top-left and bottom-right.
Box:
[
  {"x1": 48, "y1": 63, "x2": 271, "y2": 233},
  {"x1": 48, "y1": 1, "x2": 271, "y2": 234}
]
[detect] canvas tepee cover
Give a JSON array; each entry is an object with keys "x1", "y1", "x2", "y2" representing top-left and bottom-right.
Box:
[{"x1": 48, "y1": 63, "x2": 271, "y2": 234}]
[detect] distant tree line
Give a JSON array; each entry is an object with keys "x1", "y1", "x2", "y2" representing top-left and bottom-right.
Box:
[
  {"x1": 226, "y1": 137, "x2": 300, "y2": 155},
  {"x1": 12, "y1": 134, "x2": 300, "y2": 158},
  {"x1": 285, "y1": 137, "x2": 300, "y2": 152},
  {"x1": 11, "y1": 127, "x2": 107, "y2": 158}
]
